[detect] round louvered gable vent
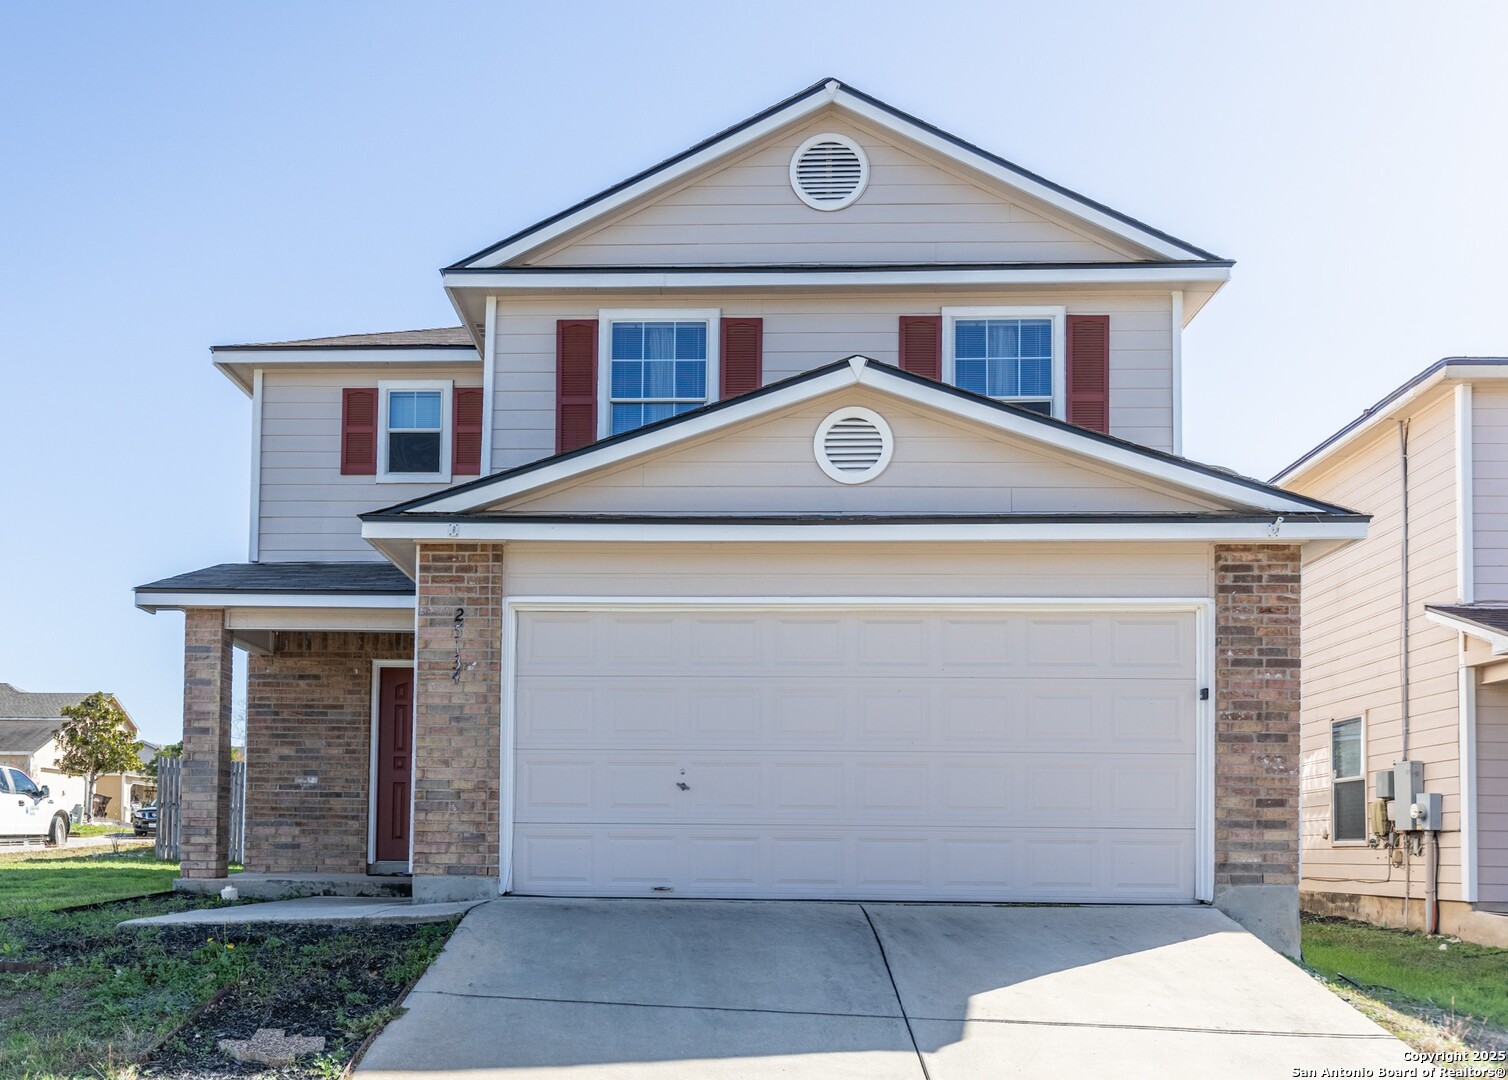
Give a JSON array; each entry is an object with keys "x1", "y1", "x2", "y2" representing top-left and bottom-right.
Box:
[
  {"x1": 790, "y1": 134, "x2": 869, "y2": 211},
  {"x1": 814, "y1": 407, "x2": 893, "y2": 484}
]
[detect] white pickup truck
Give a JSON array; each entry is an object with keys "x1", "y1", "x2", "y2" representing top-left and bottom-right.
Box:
[{"x1": 0, "y1": 767, "x2": 71, "y2": 845}]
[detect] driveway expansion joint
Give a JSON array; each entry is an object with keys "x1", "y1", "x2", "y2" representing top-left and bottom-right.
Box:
[{"x1": 860, "y1": 902, "x2": 933, "y2": 1080}]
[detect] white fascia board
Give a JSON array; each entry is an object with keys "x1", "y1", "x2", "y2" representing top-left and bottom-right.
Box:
[
  {"x1": 1426, "y1": 609, "x2": 1508, "y2": 656},
  {"x1": 213, "y1": 348, "x2": 481, "y2": 394},
  {"x1": 362, "y1": 519, "x2": 1367, "y2": 544},
  {"x1": 832, "y1": 92, "x2": 1195, "y2": 260},
  {"x1": 410, "y1": 365, "x2": 861, "y2": 513},
  {"x1": 442, "y1": 264, "x2": 1231, "y2": 293},
  {"x1": 134, "y1": 591, "x2": 416, "y2": 614},
  {"x1": 468, "y1": 90, "x2": 831, "y2": 268}
]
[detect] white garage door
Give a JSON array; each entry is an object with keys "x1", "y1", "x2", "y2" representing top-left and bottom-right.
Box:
[{"x1": 510, "y1": 607, "x2": 1199, "y2": 902}]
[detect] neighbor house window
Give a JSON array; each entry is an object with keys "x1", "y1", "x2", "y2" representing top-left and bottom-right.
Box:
[
  {"x1": 1331, "y1": 717, "x2": 1366, "y2": 842},
  {"x1": 377, "y1": 381, "x2": 451, "y2": 482},
  {"x1": 943, "y1": 307, "x2": 1064, "y2": 417},
  {"x1": 602, "y1": 311, "x2": 719, "y2": 436}
]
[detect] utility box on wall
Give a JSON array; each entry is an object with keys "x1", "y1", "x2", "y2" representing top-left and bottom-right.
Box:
[{"x1": 1386, "y1": 760, "x2": 1435, "y2": 831}]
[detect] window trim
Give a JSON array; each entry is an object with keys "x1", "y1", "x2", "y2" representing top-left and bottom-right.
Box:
[
  {"x1": 941, "y1": 305, "x2": 1066, "y2": 419},
  {"x1": 1330, "y1": 715, "x2": 1367, "y2": 846},
  {"x1": 376, "y1": 379, "x2": 453, "y2": 484},
  {"x1": 597, "y1": 309, "x2": 721, "y2": 439}
]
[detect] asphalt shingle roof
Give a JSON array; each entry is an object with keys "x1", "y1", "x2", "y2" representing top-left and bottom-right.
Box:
[
  {"x1": 213, "y1": 327, "x2": 472, "y2": 351},
  {"x1": 0, "y1": 718, "x2": 64, "y2": 754},
  {"x1": 1427, "y1": 604, "x2": 1508, "y2": 637},
  {"x1": 135, "y1": 562, "x2": 415, "y2": 595},
  {"x1": 0, "y1": 684, "x2": 93, "y2": 720}
]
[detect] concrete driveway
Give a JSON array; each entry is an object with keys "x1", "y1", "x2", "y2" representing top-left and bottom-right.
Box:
[{"x1": 357, "y1": 898, "x2": 1410, "y2": 1079}]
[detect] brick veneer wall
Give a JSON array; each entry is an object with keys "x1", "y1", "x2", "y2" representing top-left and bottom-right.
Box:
[
  {"x1": 1214, "y1": 543, "x2": 1303, "y2": 892},
  {"x1": 181, "y1": 608, "x2": 234, "y2": 878},
  {"x1": 244, "y1": 631, "x2": 413, "y2": 874},
  {"x1": 412, "y1": 543, "x2": 504, "y2": 884}
]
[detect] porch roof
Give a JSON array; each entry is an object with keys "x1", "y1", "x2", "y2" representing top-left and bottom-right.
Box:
[{"x1": 135, "y1": 562, "x2": 415, "y2": 614}]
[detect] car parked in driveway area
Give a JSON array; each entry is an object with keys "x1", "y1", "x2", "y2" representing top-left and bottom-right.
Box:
[
  {"x1": 132, "y1": 803, "x2": 157, "y2": 836},
  {"x1": 0, "y1": 766, "x2": 71, "y2": 845}
]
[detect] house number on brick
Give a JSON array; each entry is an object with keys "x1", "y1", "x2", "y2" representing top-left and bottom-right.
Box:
[{"x1": 452, "y1": 607, "x2": 465, "y2": 683}]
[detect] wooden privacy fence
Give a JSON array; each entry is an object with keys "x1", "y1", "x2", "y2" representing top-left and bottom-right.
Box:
[{"x1": 155, "y1": 758, "x2": 245, "y2": 865}]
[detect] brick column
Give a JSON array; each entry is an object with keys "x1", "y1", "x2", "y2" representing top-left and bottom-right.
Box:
[
  {"x1": 1212, "y1": 543, "x2": 1302, "y2": 954},
  {"x1": 412, "y1": 543, "x2": 504, "y2": 902},
  {"x1": 180, "y1": 608, "x2": 233, "y2": 879}
]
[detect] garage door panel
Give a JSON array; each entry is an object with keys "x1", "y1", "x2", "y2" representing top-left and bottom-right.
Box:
[
  {"x1": 512, "y1": 608, "x2": 1200, "y2": 902},
  {"x1": 516, "y1": 675, "x2": 1195, "y2": 753},
  {"x1": 516, "y1": 750, "x2": 1194, "y2": 829},
  {"x1": 511, "y1": 824, "x2": 1196, "y2": 902}
]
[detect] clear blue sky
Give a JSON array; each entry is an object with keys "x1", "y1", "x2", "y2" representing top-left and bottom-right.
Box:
[{"x1": 1, "y1": 2, "x2": 1504, "y2": 743}]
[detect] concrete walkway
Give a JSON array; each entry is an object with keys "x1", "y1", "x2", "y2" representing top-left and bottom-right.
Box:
[
  {"x1": 355, "y1": 898, "x2": 1413, "y2": 1079},
  {"x1": 119, "y1": 896, "x2": 482, "y2": 927}
]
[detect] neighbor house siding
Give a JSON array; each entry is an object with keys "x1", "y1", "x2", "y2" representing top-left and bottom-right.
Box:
[
  {"x1": 525, "y1": 115, "x2": 1143, "y2": 267},
  {"x1": 491, "y1": 289, "x2": 1177, "y2": 462},
  {"x1": 500, "y1": 386, "x2": 1218, "y2": 517},
  {"x1": 1288, "y1": 389, "x2": 1465, "y2": 902},
  {"x1": 258, "y1": 366, "x2": 481, "y2": 561},
  {"x1": 1473, "y1": 384, "x2": 1508, "y2": 601},
  {"x1": 1479, "y1": 681, "x2": 1508, "y2": 903}
]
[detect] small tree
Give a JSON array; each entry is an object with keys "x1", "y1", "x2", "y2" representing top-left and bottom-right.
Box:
[
  {"x1": 57, "y1": 692, "x2": 143, "y2": 822},
  {"x1": 145, "y1": 741, "x2": 182, "y2": 779}
]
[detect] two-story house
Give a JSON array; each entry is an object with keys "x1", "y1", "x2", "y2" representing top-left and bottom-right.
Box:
[
  {"x1": 135, "y1": 79, "x2": 1362, "y2": 955},
  {"x1": 1276, "y1": 359, "x2": 1508, "y2": 947}
]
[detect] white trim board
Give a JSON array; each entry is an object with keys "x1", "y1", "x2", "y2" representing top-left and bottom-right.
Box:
[
  {"x1": 248, "y1": 369, "x2": 264, "y2": 562},
  {"x1": 496, "y1": 595, "x2": 1218, "y2": 903},
  {"x1": 135, "y1": 592, "x2": 415, "y2": 614},
  {"x1": 213, "y1": 347, "x2": 480, "y2": 395},
  {"x1": 384, "y1": 356, "x2": 1334, "y2": 518},
  {"x1": 443, "y1": 265, "x2": 1232, "y2": 293},
  {"x1": 1456, "y1": 383, "x2": 1474, "y2": 604},
  {"x1": 365, "y1": 519, "x2": 1366, "y2": 545},
  {"x1": 459, "y1": 81, "x2": 1208, "y2": 268}
]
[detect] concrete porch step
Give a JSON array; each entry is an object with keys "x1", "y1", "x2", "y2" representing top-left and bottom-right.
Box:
[{"x1": 175, "y1": 873, "x2": 412, "y2": 901}]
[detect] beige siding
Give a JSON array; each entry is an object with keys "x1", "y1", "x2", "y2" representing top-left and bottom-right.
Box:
[
  {"x1": 1474, "y1": 385, "x2": 1508, "y2": 601},
  {"x1": 259, "y1": 366, "x2": 482, "y2": 561},
  {"x1": 1288, "y1": 390, "x2": 1465, "y2": 900},
  {"x1": 500, "y1": 386, "x2": 1217, "y2": 517},
  {"x1": 526, "y1": 114, "x2": 1144, "y2": 268},
  {"x1": 492, "y1": 289, "x2": 1177, "y2": 465},
  {"x1": 502, "y1": 541, "x2": 1214, "y2": 599},
  {"x1": 1480, "y1": 682, "x2": 1508, "y2": 903}
]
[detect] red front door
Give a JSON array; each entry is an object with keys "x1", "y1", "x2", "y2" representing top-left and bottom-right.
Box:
[{"x1": 375, "y1": 666, "x2": 414, "y2": 864}]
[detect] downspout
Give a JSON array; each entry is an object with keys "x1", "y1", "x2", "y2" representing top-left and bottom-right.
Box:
[{"x1": 1399, "y1": 420, "x2": 1411, "y2": 760}]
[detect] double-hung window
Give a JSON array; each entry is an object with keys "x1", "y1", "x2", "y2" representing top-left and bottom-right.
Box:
[
  {"x1": 1331, "y1": 717, "x2": 1366, "y2": 842},
  {"x1": 377, "y1": 381, "x2": 452, "y2": 482},
  {"x1": 602, "y1": 310, "x2": 719, "y2": 437},
  {"x1": 943, "y1": 306, "x2": 1064, "y2": 417}
]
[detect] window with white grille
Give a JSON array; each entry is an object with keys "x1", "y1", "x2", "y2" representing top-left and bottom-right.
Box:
[
  {"x1": 790, "y1": 134, "x2": 869, "y2": 211},
  {"x1": 814, "y1": 407, "x2": 892, "y2": 484}
]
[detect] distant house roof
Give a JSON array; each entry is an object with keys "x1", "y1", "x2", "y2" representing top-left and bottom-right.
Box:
[
  {"x1": 212, "y1": 327, "x2": 473, "y2": 351},
  {"x1": 0, "y1": 684, "x2": 94, "y2": 721},
  {"x1": 0, "y1": 718, "x2": 64, "y2": 754}
]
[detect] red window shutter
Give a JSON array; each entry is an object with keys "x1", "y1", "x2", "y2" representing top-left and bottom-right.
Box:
[
  {"x1": 898, "y1": 316, "x2": 941, "y2": 379},
  {"x1": 452, "y1": 387, "x2": 484, "y2": 475},
  {"x1": 556, "y1": 319, "x2": 598, "y2": 453},
  {"x1": 720, "y1": 318, "x2": 763, "y2": 400},
  {"x1": 340, "y1": 387, "x2": 378, "y2": 475},
  {"x1": 1066, "y1": 314, "x2": 1111, "y2": 434}
]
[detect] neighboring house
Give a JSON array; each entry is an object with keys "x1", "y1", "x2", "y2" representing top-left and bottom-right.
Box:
[
  {"x1": 0, "y1": 684, "x2": 154, "y2": 822},
  {"x1": 134, "y1": 78, "x2": 1362, "y2": 953},
  {"x1": 1276, "y1": 358, "x2": 1508, "y2": 947}
]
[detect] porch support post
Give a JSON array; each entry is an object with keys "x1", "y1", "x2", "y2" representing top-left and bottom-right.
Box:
[{"x1": 180, "y1": 607, "x2": 233, "y2": 878}]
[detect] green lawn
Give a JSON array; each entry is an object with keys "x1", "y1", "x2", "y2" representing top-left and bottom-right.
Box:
[
  {"x1": 1303, "y1": 914, "x2": 1508, "y2": 1029},
  {"x1": 0, "y1": 895, "x2": 455, "y2": 1078},
  {"x1": 0, "y1": 846, "x2": 177, "y2": 919}
]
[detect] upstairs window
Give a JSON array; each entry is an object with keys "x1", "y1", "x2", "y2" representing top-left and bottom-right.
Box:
[
  {"x1": 1331, "y1": 717, "x2": 1366, "y2": 843},
  {"x1": 943, "y1": 307, "x2": 1065, "y2": 418},
  {"x1": 603, "y1": 311, "x2": 719, "y2": 436},
  {"x1": 377, "y1": 381, "x2": 452, "y2": 482}
]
